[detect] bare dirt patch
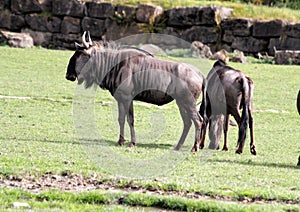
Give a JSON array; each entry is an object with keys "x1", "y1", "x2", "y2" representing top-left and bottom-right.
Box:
[{"x1": 0, "y1": 172, "x2": 298, "y2": 205}]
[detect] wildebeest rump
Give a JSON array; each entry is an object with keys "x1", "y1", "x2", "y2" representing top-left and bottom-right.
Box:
[
  {"x1": 198, "y1": 60, "x2": 256, "y2": 155},
  {"x1": 66, "y1": 32, "x2": 206, "y2": 151}
]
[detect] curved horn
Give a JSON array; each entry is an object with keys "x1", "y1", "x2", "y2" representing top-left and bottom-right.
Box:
[
  {"x1": 87, "y1": 31, "x2": 93, "y2": 46},
  {"x1": 82, "y1": 31, "x2": 89, "y2": 48}
]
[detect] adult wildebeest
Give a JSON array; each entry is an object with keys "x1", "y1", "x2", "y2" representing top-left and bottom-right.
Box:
[
  {"x1": 66, "y1": 32, "x2": 206, "y2": 151},
  {"x1": 196, "y1": 60, "x2": 256, "y2": 155}
]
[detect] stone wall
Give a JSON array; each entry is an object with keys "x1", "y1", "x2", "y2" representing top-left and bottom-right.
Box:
[{"x1": 1, "y1": 0, "x2": 300, "y2": 55}]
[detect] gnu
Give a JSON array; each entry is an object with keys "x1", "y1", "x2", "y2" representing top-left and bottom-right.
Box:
[
  {"x1": 66, "y1": 32, "x2": 206, "y2": 152},
  {"x1": 197, "y1": 60, "x2": 256, "y2": 155}
]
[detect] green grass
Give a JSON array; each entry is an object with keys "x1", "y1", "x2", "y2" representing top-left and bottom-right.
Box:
[
  {"x1": 0, "y1": 46, "x2": 299, "y2": 211},
  {"x1": 106, "y1": 0, "x2": 300, "y2": 22}
]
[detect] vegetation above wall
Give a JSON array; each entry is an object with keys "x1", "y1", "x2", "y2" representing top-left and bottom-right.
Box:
[{"x1": 102, "y1": 0, "x2": 300, "y2": 22}]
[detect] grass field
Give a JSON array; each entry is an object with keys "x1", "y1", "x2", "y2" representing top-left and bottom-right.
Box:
[
  {"x1": 0, "y1": 46, "x2": 299, "y2": 211},
  {"x1": 106, "y1": 0, "x2": 300, "y2": 22}
]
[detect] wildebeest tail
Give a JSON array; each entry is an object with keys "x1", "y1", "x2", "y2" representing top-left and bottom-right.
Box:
[
  {"x1": 297, "y1": 90, "x2": 300, "y2": 115},
  {"x1": 237, "y1": 77, "x2": 250, "y2": 148},
  {"x1": 199, "y1": 78, "x2": 208, "y2": 134}
]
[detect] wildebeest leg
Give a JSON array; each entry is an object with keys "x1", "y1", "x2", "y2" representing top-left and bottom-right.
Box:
[
  {"x1": 208, "y1": 114, "x2": 223, "y2": 150},
  {"x1": 249, "y1": 108, "x2": 256, "y2": 155},
  {"x1": 174, "y1": 106, "x2": 192, "y2": 151},
  {"x1": 222, "y1": 114, "x2": 230, "y2": 151},
  {"x1": 199, "y1": 123, "x2": 208, "y2": 149},
  {"x1": 191, "y1": 110, "x2": 203, "y2": 152},
  {"x1": 127, "y1": 101, "x2": 136, "y2": 147},
  {"x1": 230, "y1": 110, "x2": 244, "y2": 154},
  {"x1": 233, "y1": 109, "x2": 250, "y2": 155},
  {"x1": 199, "y1": 104, "x2": 210, "y2": 150},
  {"x1": 117, "y1": 101, "x2": 126, "y2": 146}
]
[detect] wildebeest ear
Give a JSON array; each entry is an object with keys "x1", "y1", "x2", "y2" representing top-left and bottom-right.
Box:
[
  {"x1": 82, "y1": 48, "x2": 95, "y2": 57},
  {"x1": 75, "y1": 42, "x2": 84, "y2": 50}
]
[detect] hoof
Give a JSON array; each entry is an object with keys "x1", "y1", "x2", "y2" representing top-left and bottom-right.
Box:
[
  {"x1": 250, "y1": 145, "x2": 256, "y2": 155},
  {"x1": 191, "y1": 146, "x2": 198, "y2": 153},
  {"x1": 117, "y1": 139, "x2": 126, "y2": 146},
  {"x1": 129, "y1": 143, "x2": 135, "y2": 148},
  {"x1": 174, "y1": 144, "x2": 182, "y2": 151},
  {"x1": 235, "y1": 149, "x2": 242, "y2": 154},
  {"x1": 222, "y1": 146, "x2": 228, "y2": 151}
]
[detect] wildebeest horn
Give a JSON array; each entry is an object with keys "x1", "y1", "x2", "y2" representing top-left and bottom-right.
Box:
[
  {"x1": 87, "y1": 31, "x2": 93, "y2": 46},
  {"x1": 82, "y1": 31, "x2": 89, "y2": 48}
]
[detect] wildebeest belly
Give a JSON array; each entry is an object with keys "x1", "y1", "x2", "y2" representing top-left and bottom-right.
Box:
[{"x1": 134, "y1": 90, "x2": 174, "y2": 106}]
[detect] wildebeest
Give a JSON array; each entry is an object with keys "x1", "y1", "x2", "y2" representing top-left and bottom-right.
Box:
[
  {"x1": 66, "y1": 32, "x2": 206, "y2": 151},
  {"x1": 197, "y1": 60, "x2": 256, "y2": 155}
]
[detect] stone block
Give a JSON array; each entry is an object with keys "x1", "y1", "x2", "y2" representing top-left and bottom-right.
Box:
[
  {"x1": 220, "y1": 18, "x2": 252, "y2": 36},
  {"x1": 25, "y1": 14, "x2": 61, "y2": 33},
  {"x1": 253, "y1": 19, "x2": 286, "y2": 38},
  {"x1": 104, "y1": 19, "x2": 143, "y2": 41},
  {"x1": 222, "y1": 31, "x2": 234, "y2": 43},
  {"x1": 116, "y1": 5, "x2": 136, "y2": 19},
  {"x1": 136, "y1": 4, "x2": 163, "y2": 23},
  {"x1": 285, "y1": 23, "x2": 300, "y2": 38},
  {"x1": 82, "y1": 17, "x2": 106, "y2": 38},
  {"x1": 0, "y1": 0, "x2": 10, "y2": 10},
  {"x1": 0, "y1": 12, "x2": 25, "y2": 31},
  {"x1": 166, "y1": 6, "x2": 218, "y2": 27},
  {"x1": 231, "y1": 36, "x2": 268, "y2": 53},
  {"x1": 52, "y1": 33, "x2": 80, "y2": 49},
  {"x1": 86, "y1": 2, "x2": 114, "y2": 19},
  {"x1": 61, "y1": 16, "x2": 81, "y2": 34},
  {"x1": 11, "y1": 0, "x2": 42, "y2": 14},
  {"x1": 274, "y1": 49, "x2": 300, "y2": 65},
  {"x1": 182, "y1": 26, "x2": 219, "y2": 44},
  {"x1": 22, "y1": 28, "x2": 52, "y2": 47},
  {"x1": 38, "y1": 0, "x2": 52, "y2": 12},
  {"x1": 52, "y1": 0, "x2": 85, "y2": 17},
  {"x1": 268, "y1": 37, "x2": 300, "y2": 55}
]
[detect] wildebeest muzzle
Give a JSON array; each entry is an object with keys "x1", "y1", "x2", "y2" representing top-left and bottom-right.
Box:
[{"x1": 66, "y1": 73, "x2": 77, "y2": 81}]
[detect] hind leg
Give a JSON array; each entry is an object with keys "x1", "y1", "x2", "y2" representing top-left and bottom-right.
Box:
[
  {"x1": 222, "y1": 114, "x2": 230, "y2": 151},
  {"x1": 230, "y1": 110, "x2": 244, "y2": 154},
  {"x1": 127, "y1": 101, "x2": 136, "y2": 147},
  {"x1": 191, "y1": 110, "x2": 203, "y2": 153},
  {"x1": 248, "y1": 108, "x2": 256, "y2": 155},
  {"x1": 174, "y1": 106, "x2": 192, "y2": 150}
]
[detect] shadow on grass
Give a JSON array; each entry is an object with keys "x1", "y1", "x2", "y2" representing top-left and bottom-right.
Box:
[
  {"x1": 77, "y1": 139, "x2": 174, "y2": 150},
  {"x1": 207, "y1": 158, "x2": 300, "y2": 170},
  {"x1": 1, "y1": 136, "x2": 174, "y2": 150}
]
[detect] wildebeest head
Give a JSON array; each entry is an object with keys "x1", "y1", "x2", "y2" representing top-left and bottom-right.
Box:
[{"x1": 66, "y1": 31, "x2": 99, "y2": 84}]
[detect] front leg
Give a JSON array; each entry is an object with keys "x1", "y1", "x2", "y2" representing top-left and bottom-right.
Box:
[{"x1": 117, "y1": 102, "x2": 126, "y2": 146}]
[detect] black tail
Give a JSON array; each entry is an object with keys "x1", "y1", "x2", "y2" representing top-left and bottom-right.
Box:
[
  {"x1": 297, "y1": 90, "x2": 300, "y2": 115},
  {"x1": 199, "y1": 78, "x2": 208, "y2": 137},
  {"x1": 237, "y1": 77, "x2": 250, "y2": 149}
]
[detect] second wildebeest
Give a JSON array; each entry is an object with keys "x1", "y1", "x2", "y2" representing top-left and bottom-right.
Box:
[
  {"x1": 197, "y1": 60, "x2": 256, "y2": 155},
  {"x1": 66, "y1": 32, "x2": 206, "y2": 151}
]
